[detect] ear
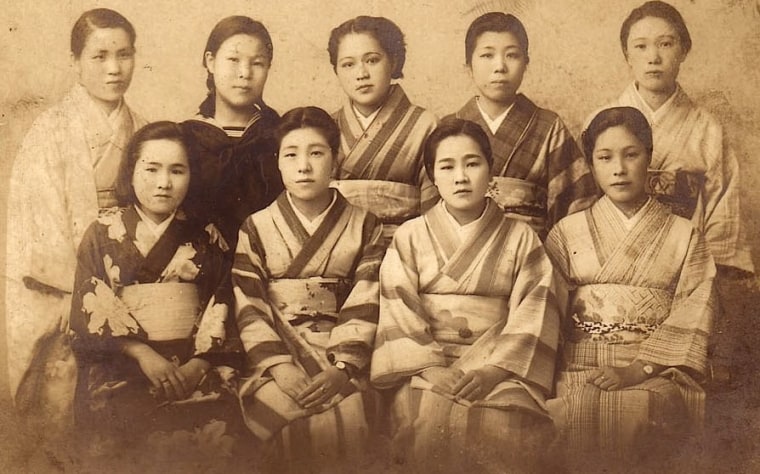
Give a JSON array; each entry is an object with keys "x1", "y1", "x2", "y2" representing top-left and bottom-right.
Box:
[
  {"x1": 204, "y1": 51, "x2": 215, "y2": 71},
  {"x1": 71, "y1": 52, "x2": 82, "y2": 76}
]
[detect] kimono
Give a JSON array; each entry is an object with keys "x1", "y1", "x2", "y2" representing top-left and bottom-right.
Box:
[
  {"x1": 449, "y1": 95, "x2": 598, "y2": 239},
  {"x1": 371, "y1": 200, "x2": 560, "y2": 470},
  {"x1": 181, "y1": 104, "x2": 283, "y2": 253},
  {"x1": 608, "y1": 83, "x2": 753, "y2": 274},
  {"x1": 69, "y1": 206, "x2": 244, "y2": 457},
  {"x1": 333, "y1": 85, "x2": 438, "y2": 237},
  {"x1": 544, "y1": 196, "x2": 716, "y2": 453},
  {"x1": 5, "y1": 84, "x2": 146, "y2": 430},
  {"x1": 233, "y1": 191, "x2": 385, "y2": 467}
]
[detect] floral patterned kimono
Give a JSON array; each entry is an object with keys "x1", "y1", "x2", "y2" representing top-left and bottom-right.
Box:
[
  {"x1": 70, "y1": 206, "x2": 243, "y2": 454},
  {"x1": 6, "y1": 84, "x2": 146, "y2": 430},
  {"x1": 333, "y1": 85, "x2": 438, "y2": 238},
  {"x1": 449, "y1": 95, "x2": 598, "y2": 239},
  {"x1": 233, "y1": 191, "x2": 385, "y2": 467},
  {"x1": 545, "y1": 196, "x2": 716, "y2": 453},
  {"x1": 371, "y1": 201, "x2": 560, "y2": 470}
]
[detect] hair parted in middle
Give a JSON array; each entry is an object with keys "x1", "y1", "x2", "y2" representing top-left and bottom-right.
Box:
[
  {"x1": 274, "y1": 106, "x2": 341, "y2": 157},
  {"x1": 327, "y1": 15, "x2": 406, "y2": 79},
  {"x1": 423, "y1": 118, "x2": 493, "y2": 181},
  {"x1": 581, "y1": 106, "x2": 653, "y2": 162},
  {"x1": 465, "y1": 11, "x2": 530, "y2": 65}
]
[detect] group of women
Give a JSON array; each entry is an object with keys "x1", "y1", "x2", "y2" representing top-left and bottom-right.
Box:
[{"x1": 6, "y1": 1, "x2": 751, "y2": 471}]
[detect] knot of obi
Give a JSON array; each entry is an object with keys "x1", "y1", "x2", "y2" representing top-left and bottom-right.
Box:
[
  {"x1": 329, "y1": 179, "x2": 420, "y2": 224},
  {"x1": 646, "y1": 169, "x2": 704, "y2": 220},
  {"x1": 570, "y1": 284, "x2": 673, "y2": 342},
  {"x1": 119, "y1": 283, "x2": 200, "y2": 341},
  {"x1": 487, "y1": 177, "x2": 547, "y2": 232},
  {"x1": 268, "y1": 278, "x2": 352, "y2": 325},
  {"x1": 420, "y1": 293, "x2": 507, "y2": 358}
]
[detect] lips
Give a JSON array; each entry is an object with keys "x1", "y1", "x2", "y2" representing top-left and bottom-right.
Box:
[
  {"x1": 356, "y1": 84, "x2": 373, "y2": 92},
  {"x1": 295, "y1": 179, "x2": 315, "y2": 184},
  {"x1": 453, "y1": 189, "x2": 471, "y2": 195}
]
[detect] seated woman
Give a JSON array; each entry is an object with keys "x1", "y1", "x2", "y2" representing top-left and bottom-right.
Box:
[
  {"x1": 545, "y1": 107, "x2": 716, "y2": 456},
  {"x1": 371, "y1": 118, "x2": 560, "y2": 471},
  {"x1": 70, "y1": 122, "x2": 243, "y2": 456},
  {"x1": 232, "y1": 107, "x2": 385, "y2": 469}
]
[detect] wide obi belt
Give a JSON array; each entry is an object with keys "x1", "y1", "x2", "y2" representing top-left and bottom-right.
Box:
[
  {"x1": 420, "y1": 293, "x2": 507, "y2": 361},
  {"x1": 330, "y1": 179, "x2": 420, "y2": 224},
  {"x1": 646, "y1": 169, "x2": 704, "y2": 219},
  {"x1": 96, "y1": 188, "x2": 118, "y2": 209},
  {"x1": 119, "y1": 283, "x2": 200, "y2": 341},
  {"x1": 569, "y1": 284, "x2": 673, "y2": 343},
  {"x1": 486, "y1": 177, "x2": 547, "y2": 232},
  {"x1": 268, "y1": 277, "x2": 352, "y2": 332}
]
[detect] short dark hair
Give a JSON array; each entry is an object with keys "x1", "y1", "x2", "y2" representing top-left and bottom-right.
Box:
[
  {"x1": 423, "y1": 118, "x2": 493, "y2": 181},
  {"x1": 70, "y1": 8, "x2": 136, "y2": 58},
  {"x1": 199, "y1": 16, "x2": 273, "y2": 117},
  {"x1": 465, "y1": 12, "x2": 529, "y2": 65},
  {"x1": 328, "y1": 16, "x2": 406, "y2": 79},
  {"x1": 115, "y1": 121, "x2": 196, "y2": 207},
  {"x1": 581, "y1": 107, "x2": 653, "y2": 162},
  {"x1": 620, "y1": 1, "x2": 692, "y2": 57},
  {"x1": 274, "y1": 106, "x2": 341, "y2": 157}
]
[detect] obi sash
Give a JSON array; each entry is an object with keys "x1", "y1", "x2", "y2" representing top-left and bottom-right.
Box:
[
  {"x1": 119, "y1": 283, "x2": 200, "y2": 341},
  {"x1": 569, "y1": 284, "x2": 673, "y2": 343},
  {"x1": 420, "y1": 293, "x2": 508, "y2": 363},
  {"x1": 486, "y1": 176, "x2": 547, "y2": 235},
  {"x1": 268, "y1": 277, "x2": 352, "y2": 334},
  {"x1": 330, "y1": 179, "x2": 420, "y2": 224},
  {"x1": 646, "y1": 169, "x2": 704, "y2": 220},
  {"x1": 96, "y1": 189, "x2": 118, "y2": 209}
]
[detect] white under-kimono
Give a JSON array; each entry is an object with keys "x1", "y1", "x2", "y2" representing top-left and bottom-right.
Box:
[{"x1": 5, "y1": 84, "x2": 146, "y2": 429}]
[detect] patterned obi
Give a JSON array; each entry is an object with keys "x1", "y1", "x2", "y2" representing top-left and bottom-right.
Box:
[
  {"x1": 329, "y1": 179, "x2": 420, "y2": 225},
  {"x1": 421, "y1": 293, "x2": 507, "y2": 361},
  {"x1": 119, "y1": 283, "x2": 200, "y2": 341},
  {"x1": 268, "y1": 277, "x2": 352, "y2": 333},
  {"x1": 569, "y1": 284, "x2": 673, "y2": 343},
  {"x1": 646, "y1": 169, "x2": 704, "y2": 220},
  {"x1": 486, "y1": 177, "x2": 547, "y2": 234}
]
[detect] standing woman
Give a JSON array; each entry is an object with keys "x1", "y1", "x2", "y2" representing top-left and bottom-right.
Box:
[
  {"x1": 328, "y1": 16, "x2": 438, "y2": 239},
  {"x1": 6, "y1": 8, "x2": 146, "y2": 431},
  {"x1": 182, "y1": 16, "x2": 282, "y2": 253}
]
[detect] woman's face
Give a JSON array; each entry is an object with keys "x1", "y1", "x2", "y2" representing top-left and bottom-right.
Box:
[
  {"x1": 433, "y1": 134, "x2": 491, "y2": 225},
  {"x1": 205, "y1": 34, "x2": 270, "y2": 112},
  {"x1": 74, "y1": 27, "x2": 135, "y2": 113},
  {"x1": 625, "y1": 16, "x2": 686, "y2": 96},
  {"x1": 468, "y1": 31, "x2": 527, "y2": 110},
  {"x1": 132, "y1": 139, "x2": 190, "y2": 224},
  {"x1": 278, "y1": 127, "x2": 334, "y2": 207},
  {"x1": 335, "y1": 33, "x2": 394, "y2": 117},
  {"x1": 590, "y1": 125, "x2": 650, "y2": 215}
]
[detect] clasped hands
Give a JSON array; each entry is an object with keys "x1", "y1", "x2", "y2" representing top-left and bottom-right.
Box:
[
  {"x1": 124, "y1": 341, "x2": 210, "y2": 402},
  {"x1": 420, "y1": 365, "x2": 510, "y2": 402},
  {"x1": 270, "y1": 362, "x2": 350, "y2": 409}
]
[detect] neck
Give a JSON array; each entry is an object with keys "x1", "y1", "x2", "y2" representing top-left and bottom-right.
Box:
[
  {"x1": 136, "y1": 204, "x2": 172, "y2": 225},
  {"x1": 636, "y1": 82, "x2": 676, "y2": 112},
  {"x1": 477, "y1": 95, "x2": 514, "y2": 121},
  {"x1": 354, "y1": 101, "x2": 382, "y2": 118},
  {"x1": 85, "y1": 89, "x2": 120, "y2": 116},
  {"x1": 613, "y1": 195, "x2": 649, "y2": 219},
  {"x1": 446, "y1": 200, "x2": 487, "y2": 226},
  {"x1": 290, "y1": 190, "x2": 333, "y2": 221},
  {"x1": 214, "y1": 98, "x2": 257, "y2": 128}
]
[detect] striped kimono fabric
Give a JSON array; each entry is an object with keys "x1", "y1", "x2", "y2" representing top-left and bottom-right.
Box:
[
  {"x1": 450, "y1": 94, "x2": 598, "y2": 240},
  {"x1": 333, "y1": 84, "x2": 438, "y2": 240},
  {"x1": 371, "y1": 201, "x2": 560, "y2": 471},
  {"x1": 545, "y1": 197, "x2": 717, "y2": 455},
  {"x1": 233, "y1": 192, "x2": 385, "y2": 468}
]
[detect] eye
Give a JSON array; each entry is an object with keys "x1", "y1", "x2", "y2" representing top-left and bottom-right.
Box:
[
  {"x1": 144, "y1": 166, "x2": 158, "y2": 173},
  {"x1": 92, "y1": 54, "x2": 105, "y2": 60},
  {"x1": 595, "y1": 155, "x2": 611, "y2": 162},
  {"x1": 438, "y1": 164, "x2": 453, "y2": 171},
  {"x1": 659, "y1": 40, "x2": 673, "y2": 48},
  {"x1": 366, "y1": 56, "x2": 380, "y2": 65},
  {"x1": 118, "y1": 51, "x2": 134, "y2": 60},
  {"x1": 506, "y1": 53, "x2": 520, "y2": 60},
  {"x1": 171, "y1": 168, "x2": 187, "y2": 175},
  {"x1": 227, "y1": 56, "x2": 239, "y2": 63},
  {"x1": 633, "y1": 43, "x2": 646, "y2": 50},
  {"x1": 480, "y1": 52, "x2": 493, "y2": 59},
  {"x1": 282, "y1": 152, "x2": 297, "y2": 159},
  {"x1": 310, "y1": 150, "x2": 325, "y2": 157},
  {"x1": 340, "y1": 61, "x2": 354, "y2": 69}
]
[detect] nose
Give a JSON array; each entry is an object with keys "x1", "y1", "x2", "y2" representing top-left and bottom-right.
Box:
[
  {"x1": 105, "y1": 56, "x2": 121, "y2": 75},
  {"x1": 357, "y1": 62, "x2": 370, "y2": 80},
  {"x1": 612, "y1": 157, "x2": 627, "y2": 176},
  {"x1": 238, "y1": 63, "x2": 252, "y2": 79},
  {"x1": 296, "y1": 154, "x2": 312, "y2": 173},
  {"x1": 157, "y1": 170, "x2": 172, "y2": 189},
  {"x1": 647, "y1": 47, "x2": 662, "y2": 64},
  {"x1": 494, "y1": 55, "x2": 507, "y2": 73},
  {"x1": 454, "y1": 165, "x2": 469, "y2": 183}
]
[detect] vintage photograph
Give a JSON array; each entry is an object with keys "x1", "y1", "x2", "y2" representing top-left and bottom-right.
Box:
[{"x1": 1, "y1": 0, "x2": 759, "y2": 472}]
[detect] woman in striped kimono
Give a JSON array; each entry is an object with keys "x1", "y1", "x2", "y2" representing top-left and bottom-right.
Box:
[
  {"x1": 328, "y1": 16, "x2": 438, "y2": 239},
  {"x1": 6, "y1": 8, "x2": 147, "y2": 435},
  {"x1": 70, "y1": 122, "x2": 244, "y2": 464},
  {"x1": 447, "y1": 12, "x2": 598, "y2": 239},
  {"x1": 371, "y1": 118, "x2": 560, "y2": 472},
  {"x1": 232, "y1": 107, "x2": 385, "y2": 470},
  {"x1": 545, "y1": 107, "x2": 716, "y2": 458}
]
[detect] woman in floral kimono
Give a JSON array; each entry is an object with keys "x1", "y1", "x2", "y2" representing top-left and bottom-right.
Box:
[
  {"x1": 181, "y1": 16, "x2": 282, "y2": 253},
  {"x1": 545, "y1": 107, "x2": 716, "y2": 457},
  {"x1": 5, "y1": 8, "x2": 147, "y2": 433},
  {"x1": 447, "y1": 12, "x2": 598, "y2": 239},
  {"x1": 70, "y1": 122, "x2": 243, "y2": 460},
  {"x1": 371, "y1": 118, "x2": 560, "y2": 472},
  {"x1": 328, "y1": 16, "x2": 438, "y2": 239},
  {"x1": 232, "y1": 107, "x2": 385, "y2": 470}
]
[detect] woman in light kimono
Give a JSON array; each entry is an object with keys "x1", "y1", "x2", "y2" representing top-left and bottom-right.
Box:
[
  {"x1": 371, "y1": 118, "x2": 560, "y2": 472},
  {"x1": 545, "y1": 107, "x2": 716, "y2": 457},
  {"x1": 5, "y1": 8, "x2": 147, "y2": 433},
  {"x1": 328, "y1": 16, "x2": 438, "y2": 238},
  {"x1": 447, "y1": 12, "x2": 597, "y2": 239},
  {"x1": 182, "y1": 16, "x2": 282, "y2": 253},
  {"x1": 70, "y1": 122, "x2": 244, "y2": 463},
  {"x1": 232, "y1": 107, "x2": 385, "y2": 470}
]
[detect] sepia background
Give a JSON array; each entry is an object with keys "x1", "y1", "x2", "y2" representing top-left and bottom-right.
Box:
[{"x1": 1, "y1": 0, "x2": 759, "y2": 471}]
